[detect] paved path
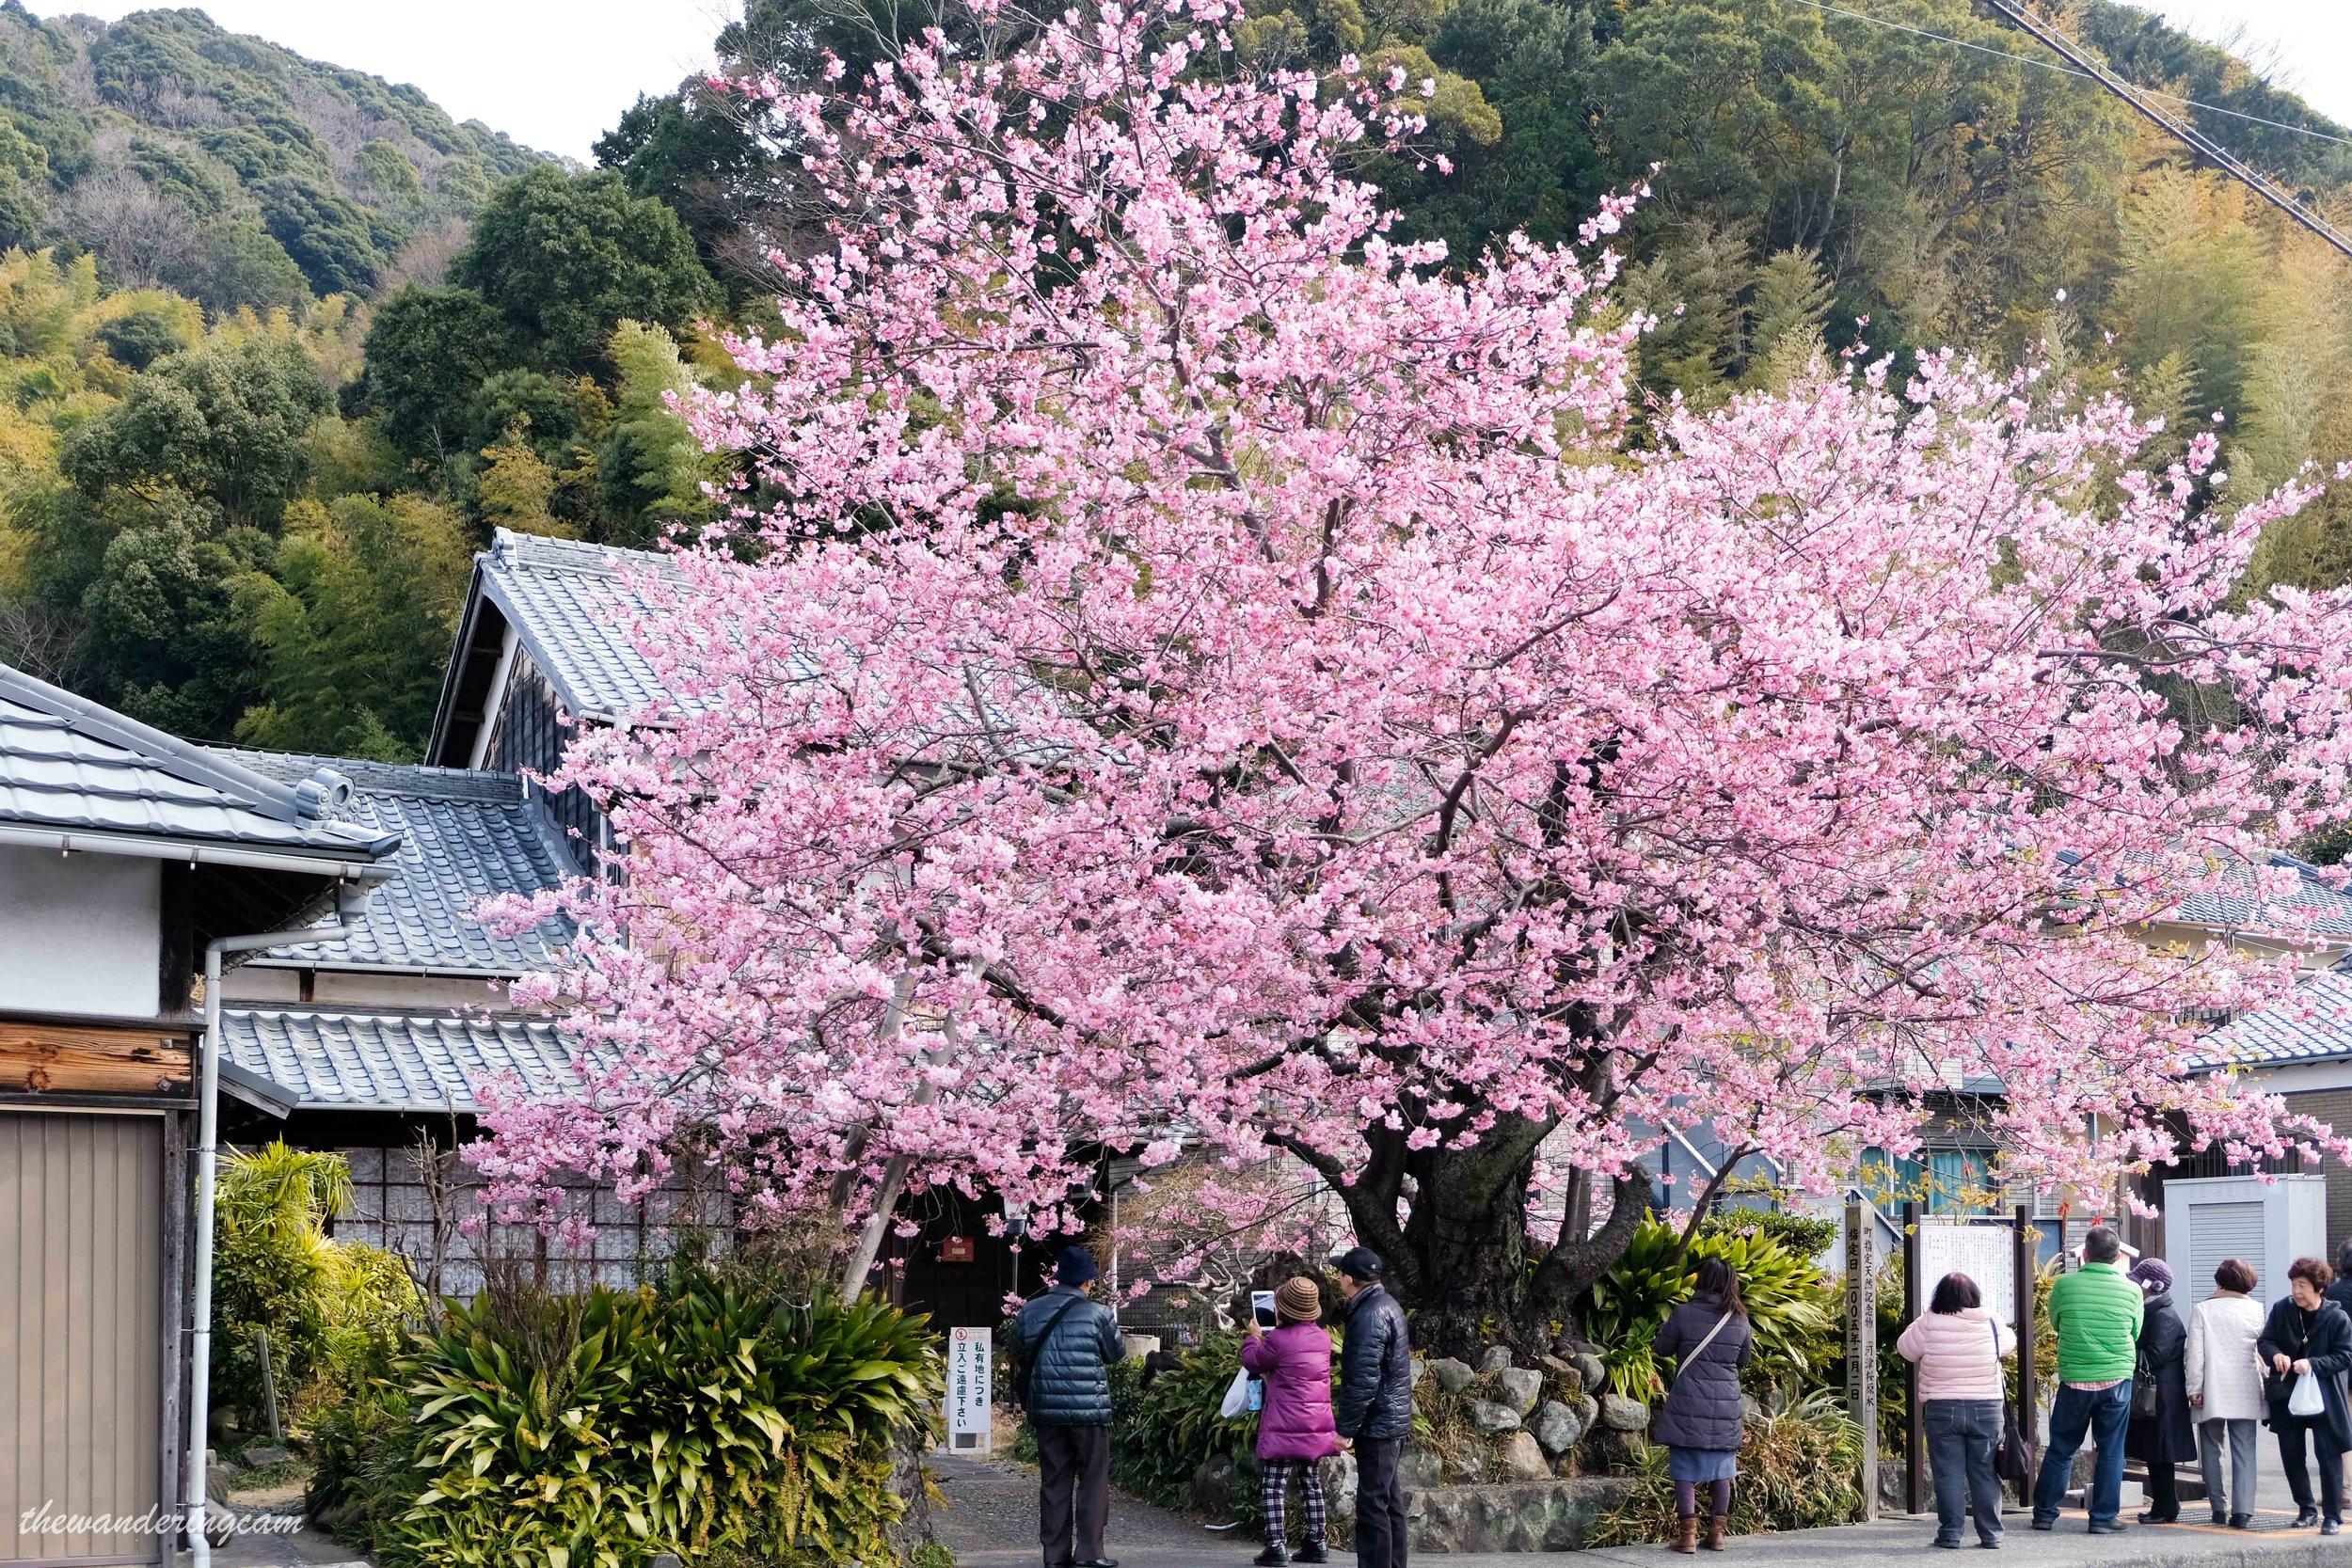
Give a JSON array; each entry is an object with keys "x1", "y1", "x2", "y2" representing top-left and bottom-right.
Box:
[{"x1": 931, "y1": 1452, "x2": 2349, "y2": 1568}]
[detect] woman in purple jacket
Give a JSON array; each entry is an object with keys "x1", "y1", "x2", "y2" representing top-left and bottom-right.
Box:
[{"x1": 1242, "y1": 1276, "x2": 1342, "y2": 1566}]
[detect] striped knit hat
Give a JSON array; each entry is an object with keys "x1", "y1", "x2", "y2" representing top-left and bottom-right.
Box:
[{"x1": 1276, "y1": 1276, "x2": 1323, "y2": 1323}]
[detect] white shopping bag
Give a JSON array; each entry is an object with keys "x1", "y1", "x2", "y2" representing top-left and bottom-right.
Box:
[
  {"x1": 2290, "y1": 1370, "x2": 2327, "y2": 1418},
  {"x1": 1220, "y1": 1367, "x2": 1253, "y2": 1419}
]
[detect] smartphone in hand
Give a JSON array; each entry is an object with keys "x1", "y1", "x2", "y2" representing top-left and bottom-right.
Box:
[{"x1": 1251, "y1": 1290, "x2": 1278, "y2": 1329}]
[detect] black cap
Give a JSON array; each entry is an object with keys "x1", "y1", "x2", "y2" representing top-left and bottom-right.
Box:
[{"x1": 1331, "y1": 1245, "x2": 1384, "y2": 1281}]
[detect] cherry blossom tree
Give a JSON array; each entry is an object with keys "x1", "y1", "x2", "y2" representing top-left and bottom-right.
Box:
[{"x1": 479, "y1": 0, "x2": 2352, "y2": 1350}]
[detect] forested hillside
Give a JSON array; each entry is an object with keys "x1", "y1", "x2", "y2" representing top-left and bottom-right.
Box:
[
  {"x1": 0, "y1": 3, "x2": 545, "y2": 309},
  {"x1": 2, "y1": 0, "x2": 2349, "y2": 765}
]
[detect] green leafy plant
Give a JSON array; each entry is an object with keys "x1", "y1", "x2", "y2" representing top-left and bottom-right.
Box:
[
  {"x1": 1104, "y1": 1334, "x2": 1261, "y2": 1512},
  {"x1": 367, "y1": 1263, "x2": 943, "y2": 1568},
  {"x1": 1588, "y1": 1393, "x2": 1865, "y2": 1544},
  {"x1": 1580, "y1": 1219, "x2": 1836, "y2": 1402}
]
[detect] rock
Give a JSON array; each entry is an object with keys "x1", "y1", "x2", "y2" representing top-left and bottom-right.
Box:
[
  {"x1": 1398, "y1": 1447, "x2": 1445, "y2": 1488},
  {"x1": 1583, "y1": 1425, "x2": 1648, "y2": 1474},
  {"x1": 1401, "y1": 1477, "x2": 1639, "y2": 1553},
  {"x1": 201, "y1": 1450, "x2": 233, "y2": 1509},
  {"x1": 1739, "y1": 1393, "x2": 1761, "y2": 1422},
  {"x1": 1569, "y1": 1390, "x2": 1599, "y2": 1431},
  {"x1": 1479, "y1": 1345, "x2": 1516, "y2": 1377},
  {"x1": 1497, "y1": 1366, "x2": 1543, "y2": 1416},
  {"x1": 1468, "y1": 1398, "x2": 1525, "y2": 1434},
  {"x1": 239, "y1": 1442, "x2": 293, "y2": 1468},
  {"x1": 1430, "y1": 1356, "x2": 1476, "y2": 1394},
  {"x1": 1533, "y1": 1399, "x2": 1585, "y2": 1457},
  {"x1": 1536, "y1": 1352, "x2": 1584, "y2": 1393},
  {"x1": 1572, "y1": 1352, "x2": 1607, "y2": 1392},
  {"x1": 1599, "y1": 1393, "x2": 1649, "y2": 1432},
  {"x1": 1192, "y1": 1452, "x2": 1241, "y2": 1519},
  {"x1": 1409, "y1": 1354, "x2": 1428, "y2": 1386},
  {"x1": 1321, "y1": 1451, "x2": 1359, "y2": 1528},
  {"x1": 1120, "y1": 1333, "x2": 1162, "y2": 1360},
  {"x1": 1499, "y1": 1430, "x2": 1551, "y2": 1481}
]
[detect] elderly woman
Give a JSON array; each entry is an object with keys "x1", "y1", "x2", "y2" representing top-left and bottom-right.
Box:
[
  {"x1": 1899, "y1": 1271, "x2": 2016, "y2": 1549},
  {"x1": 1242, "y1": 1276, "x2": 1340, "y2": 1566},
  {"x1": 2259, "y1": 1257, "x2": 2352, "y2": 1534},
  {"x1": 2185, "y1": 1258, "x2": 2266, "y2": 1528},
  {"x1": 2123, "y1": 1258, "x2": 2195, "y2": 1524}
]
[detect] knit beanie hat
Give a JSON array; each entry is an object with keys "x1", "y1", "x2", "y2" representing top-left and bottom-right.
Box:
[
  {"x1": 1275, "y1": 1276, "x2": 1322, "y2": 1323},
  {"x1": 1056, "y1": 1245, "x2": 1101, "y2": 1286},
  {"x1": 2128, "y1": 1257, "x2": 2174, "y2": 1295}
]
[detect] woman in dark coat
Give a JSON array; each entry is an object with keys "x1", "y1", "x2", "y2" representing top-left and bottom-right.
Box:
[
  {"x1": 1654, "y1": 1257, "x2": 1756, "y2": 1556},
  {"x1": 2123, "y1": 1259, "x2": 2196, "y2": 1524},
  {"x1": 2257, "y1": 1258, "x2": 2352, "y2": 1534}
]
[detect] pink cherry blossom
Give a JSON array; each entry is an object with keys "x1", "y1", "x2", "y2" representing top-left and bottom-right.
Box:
[{"x1": 476, "y1": 0, "x2": 2352, "y2": 1338}]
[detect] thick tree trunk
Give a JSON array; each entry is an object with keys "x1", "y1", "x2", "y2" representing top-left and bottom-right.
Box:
[{"x1": 1321, "y1": 1113, "x2": 1655, "y2": 1359}]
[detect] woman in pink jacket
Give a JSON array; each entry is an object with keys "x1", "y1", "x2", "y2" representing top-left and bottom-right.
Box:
[
  {"x1": 1241, "y1": 1276, "x2": 1341, "y2": 1567},
  {"x1": 1898, "y1": 1272, "x2": 2018, "y2": 1550}
]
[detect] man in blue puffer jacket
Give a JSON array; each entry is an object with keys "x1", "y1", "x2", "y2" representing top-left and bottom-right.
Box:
[
  {"x1": 1331, "y1": 1246, "x2": 1413, "y2": 1568},
  {"x1": 1014, "y1": 1245, "x2": 1127, "y2": 1568}
]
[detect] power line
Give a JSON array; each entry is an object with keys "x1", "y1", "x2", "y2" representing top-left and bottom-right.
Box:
[
  {"x1": 1976, "y1": 0, "x2": 2352, "y2": 263},
  {"x1": 1781, "y1": 0, "x2": 2352, "y2": 151}
]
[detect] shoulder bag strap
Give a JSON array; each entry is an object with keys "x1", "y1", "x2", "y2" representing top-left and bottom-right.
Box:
[
  {"x1": 1019, "y1": 1296, "x2": 1086, "y2": 1407},
  {"x1": 1669, "y1": 1310, "x2": 1735, "y2": 1394}
]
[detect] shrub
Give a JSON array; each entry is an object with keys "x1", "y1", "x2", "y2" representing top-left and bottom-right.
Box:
[
  {"x1": 1581, "y1": 1219, "x2": 1836, "y2": 1402},
  {"x1": 1106, "y1": 1335, "x2": 1260, "y2": 1511},
  {"x1": 364, "y1": 1263, "x2": 942, "y2": 1568},
  {"x1": 1588, "y1": 1393, "x2": 1865, "y2": 1544}
]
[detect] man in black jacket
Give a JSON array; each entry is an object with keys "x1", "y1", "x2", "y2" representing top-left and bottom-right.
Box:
[
  {"x1": 1331, "y1": 1246, "x2": 1413, "y2": 1568},
  {"x1": 1014, "y1": 1246, "x2": 1126, "y2": 1568}
]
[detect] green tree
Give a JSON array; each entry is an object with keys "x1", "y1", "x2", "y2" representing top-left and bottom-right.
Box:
[
  {"x1": 62, "y1": 338, "x2": 331, "y2": 528},
  {"x1": 1743, "y1": 245, "x2": 1833, "y2": 388},
  {"x1": 356, "y1": 285, "x2": 516, "y2": 465},
  {"x1": 452, "y1": 166, "x2": 716, "y2": 375},
  {"x1": 235, "y1": 493, "x2": 471, "y2": 757},
  {"x1": 596, "y1": 319, "x2": 712, "y2": 546}
]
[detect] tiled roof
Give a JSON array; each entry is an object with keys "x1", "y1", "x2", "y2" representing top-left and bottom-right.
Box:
[
  {"x1": 2165, "y1": 853, "x2": 2352, "y2": 942},
  {"x1": 220, "y1": 1006, "x2": 582, "y2": 1114},
  {"x1": 2190, "y1": 962, "x2": 2352, "y2": 1070},
  {"x1": 214, "y1": 752, "x2": 576, "y2": 974},
  {"x1": 478, "y1": 530, "x2": 688, "y2": 723},
  {"x1": 0, "y1": 663, "x2": 396, "y2": 866}
]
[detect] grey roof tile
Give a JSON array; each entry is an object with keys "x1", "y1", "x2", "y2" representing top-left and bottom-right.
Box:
[
  {"x1": 214, "y1": 751, "x2": 576, "y2": 974},
  {"x1": 2167, "y1": 853, "x2": 2352, "y2": 941},
  {"x1": 478, "y1": 530, "x2": 688, "y2": 722},
  {"x1": 220, "y1": 1006, "x2": 582, "y2": 1113},
  {"x1": 0, "y1": 663, "x2": 396, "y2": 862},
  {"x1": 2190, "y1": 961, "x2": 2352, "y2": 1069}
]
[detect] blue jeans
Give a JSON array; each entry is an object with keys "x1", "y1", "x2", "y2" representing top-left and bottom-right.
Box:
[
  {"x1": 1924, "y1": 1399, "x2": 2004, "y2": 1545},
  {"x1": 2032, "y1": 1381, "x2": 2132, "y2": 1526}
]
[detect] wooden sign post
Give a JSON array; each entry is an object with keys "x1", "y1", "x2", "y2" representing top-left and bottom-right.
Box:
[{"x1": 1846, "y1": 1200, "x2": 1879, "y2": 1521}]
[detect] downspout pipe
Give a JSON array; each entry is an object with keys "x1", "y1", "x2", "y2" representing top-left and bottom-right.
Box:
[{"x1": 185, "y1": 879, "x2": 380, "y2": 1563}]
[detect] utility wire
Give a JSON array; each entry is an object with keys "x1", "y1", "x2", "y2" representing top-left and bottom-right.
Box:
[{"x1": 1781, "y1": 0, "x2": 2352, "y2": 150}]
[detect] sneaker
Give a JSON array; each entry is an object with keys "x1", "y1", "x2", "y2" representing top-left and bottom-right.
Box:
[
  {"x1": 1930, "y1": 1539, "x2": 1961, "y2": 1551},
  {"x1": 1295, "y1": 1546, "x2": 1328, "y2": 1565},
  {"x1": 2086, "y1": 1520, "x2": 2128, "y2": 1536},
  {"x1": 1253, "y1": 1548, "x2": 1289, "y2": 1567},
  {"x1": 2028, "y1": 1517, "x2": 2055, "y2": 1532}
]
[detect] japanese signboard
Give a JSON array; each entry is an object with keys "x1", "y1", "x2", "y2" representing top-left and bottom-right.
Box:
[
  {"x1": 945, "y1": 1325, "x2": 993, "y2": 1452},
  {"x1": 1918, "y1": 1218, "x2": 2016, "y2": 1324}
]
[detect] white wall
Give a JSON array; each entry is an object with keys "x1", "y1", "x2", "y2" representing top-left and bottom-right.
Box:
[{"x1": 0, "y1": 845, "x2": 160, "y2": 1016}]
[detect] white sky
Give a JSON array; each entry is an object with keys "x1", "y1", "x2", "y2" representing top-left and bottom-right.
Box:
[
  {"x1": 27, "y1": 2, "x2": 2352, "y2": 162},
  {"x1": 2144, "y1": 1, "x2": 2352, "y2": 129}
]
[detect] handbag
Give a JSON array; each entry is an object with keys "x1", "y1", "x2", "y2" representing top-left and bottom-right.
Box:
[
  {"x1": 2132, "y1": 1342, "x2": 2160, "y2": 1418},
  {"x1": 1991, "y1": 1321, "x2": 2036, "y2": 1484}
]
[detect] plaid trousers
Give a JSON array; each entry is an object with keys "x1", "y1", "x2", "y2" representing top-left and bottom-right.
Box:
[{"x1": 1262, "y1": 1457, "x2": 1328, "y2": 1544}]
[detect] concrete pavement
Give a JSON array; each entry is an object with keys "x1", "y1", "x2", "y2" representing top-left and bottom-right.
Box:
[{"x1": 932, "y1": 1450, "x2": 2352, "y2": 1568}]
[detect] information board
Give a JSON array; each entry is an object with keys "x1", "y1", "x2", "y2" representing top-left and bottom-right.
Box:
[
  {"x1": 1918, "y1": 1219, "x2": 2016, "y2": 1324},
  {"x1": 946, "y1": 1325, "x2": 992, "y2": 1452}
]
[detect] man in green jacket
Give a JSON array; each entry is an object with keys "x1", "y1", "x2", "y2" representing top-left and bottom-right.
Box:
[{"x1": 2031, "y1": 1227, "x2": 2147, "y2": 1534}]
